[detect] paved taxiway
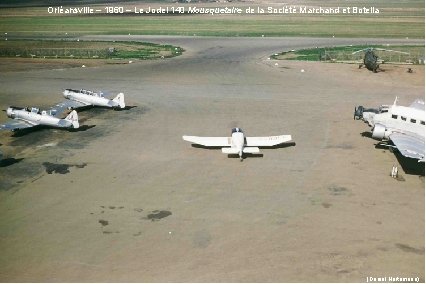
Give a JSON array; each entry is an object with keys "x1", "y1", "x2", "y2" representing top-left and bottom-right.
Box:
[{"x1": 0, "y1": 36, "x2": 424, "y2": 282}]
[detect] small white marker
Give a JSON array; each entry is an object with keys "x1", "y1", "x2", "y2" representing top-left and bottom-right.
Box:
[
  {"x1": 82, "y1": 65, "x2": 86, "y2": 68},
  {"x1": 275, "y1": 63, "x2": 278, "y2": 66},
  {"x1": 169, "y1": 231, "x2": 172, "y2": 234},
  {"x1": 301, "y1": 69, "x2": 305, "y2": 72},
  {"x1": 128, "y1": 60, "x2": 133, "y2": 64}
]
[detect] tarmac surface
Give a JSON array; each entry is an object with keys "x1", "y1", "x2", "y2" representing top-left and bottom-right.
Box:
[{"x1": 0, "y1": 36, "x2": 424, "y2": 282}]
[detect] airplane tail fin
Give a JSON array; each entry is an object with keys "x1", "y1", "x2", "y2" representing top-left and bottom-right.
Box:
[
  {"x1": 112, "y1": 93, "x2": 125, "y2": 108},
  {"x1": 65, "y1": 110, "x2": 79, "y2": 129}
]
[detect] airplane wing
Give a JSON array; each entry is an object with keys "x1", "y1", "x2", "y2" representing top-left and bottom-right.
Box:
[
  {"x1": 182, "y1": 136, "x2": 231, "y2": 147},
  {"x1": 0, "y1": 119, "x2": 35, "y2": 131},
  {"x1": 409, "y1": 99, "x2": 425, "y2": 111},
  {"x1": 389, "y1": 132, "x2": 425, "y2": 161},
  {"x1": 246, "y1": 135, "x2": 292, "y2": 147},
  {"x1": 49, "y1": 101, "x2": 86, "y2": 118}
]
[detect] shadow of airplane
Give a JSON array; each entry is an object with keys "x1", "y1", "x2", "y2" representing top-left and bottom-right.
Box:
[
  {"x1": 191, "y1": 144, "x2": 222, "y2": 150},
  {"x1": 11, "y1": 125, "x2": 45, "y2": 137},
  {"x1": 69, "y1": 125, "x2": 96, "y2": 132},
  {"x1": 227, "y1": 153, "x2": 264, "y2": 159},
  {"x1": 115, "y1": 105, "x2": 137, "y2": 111},
  {"x1": 0, "y1": 157, "x2": 24, "y2": 167},
  {"x1": 11, "y1": 124, "x2": 96, "y2": 137},
  {"x1": 191, "y1": 142, "x2": 296, "y2": 150},
  {"x1": 365, "y1": 138, "x2": 424, "y2": 176},
  {"x1": 67, "y1": 105, "x2": 137, "y2": 113},
  {"x1": 190, "y1": 142, "x2": 296, "y2": 159},
  {"x1": 394, "y1": 150, "x2": 425, "y2": 176},
  {"x1": 260, "y1": 142, "x2": 296, "y2": 149}
]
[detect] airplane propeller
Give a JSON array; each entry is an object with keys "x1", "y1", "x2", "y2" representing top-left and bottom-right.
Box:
[{"x1": 354, "y1": 106, "x2": 364, "y2": 120}]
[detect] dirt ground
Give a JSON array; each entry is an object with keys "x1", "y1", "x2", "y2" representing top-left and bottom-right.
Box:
[{"x1": 0, "y1": 36, "x2": 424, "y2": 282}]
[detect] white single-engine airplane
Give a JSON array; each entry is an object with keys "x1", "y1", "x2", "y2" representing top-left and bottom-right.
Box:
[
  {"x1": 0, "y1": 106, "x2": 79, "y2": 131},
  {"x1": 183, "y1": 127, "x2": 293, "y2": 161},
  {"x1": 354, "y1": 97, "x2": 425, "y2": 162},
  {"x1": 62, "y1": 89, "x2": 125, "y2": 109}
]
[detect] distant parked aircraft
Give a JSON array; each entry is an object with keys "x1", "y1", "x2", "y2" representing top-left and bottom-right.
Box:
[
  {"x1": 1, "y1": 106, "x2": 79, "y2": 131},
  {"x1": 183, "y1": 127, "x2": 293, "y2": 161},
  {"x1": 354, "y1": 97, "x2": 425, "y2": 162},
  {"x1": 62, "y1": 89, "x2": 125, "y2": 109},
  {"x1": 352, "y1": 48, "x2": 409, "y2": 73}
]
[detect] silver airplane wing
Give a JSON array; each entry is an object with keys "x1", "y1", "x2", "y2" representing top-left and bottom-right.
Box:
[
  {"x1": 409, "y1": 99, "x2": 425, "y2": 111},
  {"x1": 246, "y1": 135, "x2": 292, "y2": 147},
  {"x1": 48, "y1": 101, "x2": 86, "y2": 118},
  {"x1": 0, "y1": 119, "x2": 35, "y2": 131},
  {"x1": 182, "y1": 136, "x2": 231, "y2": 146},
  {"x1": 389, "y1": 132, "x2": 425, "y2": 161}
]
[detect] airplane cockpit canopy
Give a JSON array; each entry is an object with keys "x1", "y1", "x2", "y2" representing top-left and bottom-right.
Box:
[{"x1": 232, "y1": 127, "x2": 243, "y2": 134}]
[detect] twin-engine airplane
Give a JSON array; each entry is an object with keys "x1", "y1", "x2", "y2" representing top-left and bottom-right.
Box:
[
  {"x1": 0, "y1": 106, "x2": 79, "y2": 131},
  {"x1": 62, "y1": 89, "x2": 125, "y2": 109},
  {"x1": 354, "y1": 97, "x2": 425, "y2": 162},
  {"x1": 183, "y1": 127, "x2": 292, "y2": 161}
]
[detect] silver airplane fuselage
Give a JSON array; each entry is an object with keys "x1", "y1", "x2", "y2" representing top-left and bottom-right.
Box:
[
  {"x1": 63, "y1": 89, "x2": 123, "y2": 108},
  {"x1": 6, "y1": 107, "x2": 77, "y2": 129},
  {"x1": 231, "y1": 129, "x2": 245, "y2": 159},
  {"x1": 368, "y1": 104, "x2": 424, "y2": 140}
]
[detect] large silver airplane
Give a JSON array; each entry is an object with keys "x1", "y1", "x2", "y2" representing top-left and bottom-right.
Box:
[
  {"x1": 62, "y1": 89, "x2": 125, "y2": 109},
  {"x1": 183, "y1": 127, "x2": 293, "y2": 161},
  {"x1": 0, "y1": 106, "x2": 79, "y2": 131},
  {"x1": 354, "y1": 97, "x2": 425, "y2": 163}
]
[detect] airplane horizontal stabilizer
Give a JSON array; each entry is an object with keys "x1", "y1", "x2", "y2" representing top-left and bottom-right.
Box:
[
  {"x1": 221, "y1": 148, "x2": 240, "y2": 154},
  {"x1": 243, "y1": 147, "x2": 260, "y2": 153}
]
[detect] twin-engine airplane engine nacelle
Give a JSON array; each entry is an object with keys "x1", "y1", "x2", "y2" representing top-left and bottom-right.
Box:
[{"x1": 372, "y1": 123, "x2": 387, "y2": 140}]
